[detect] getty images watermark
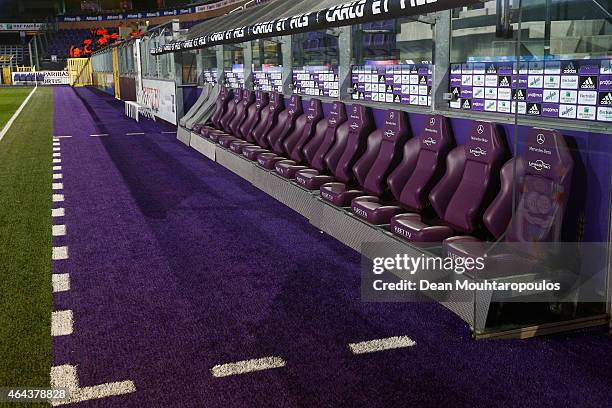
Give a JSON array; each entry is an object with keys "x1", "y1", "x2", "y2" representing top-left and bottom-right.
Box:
[{"x1": 360, "y1": 242, "x2": 607, "y2": 303}]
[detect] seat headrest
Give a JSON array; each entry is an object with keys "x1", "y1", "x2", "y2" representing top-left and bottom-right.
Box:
[
  {"x1": 419, "y1": 115, "x2": 452, "y2": 152},
  {"x1": 347, "y1": 104, "x2": 369, "y2": 134},
  {"x1": 287, "y1": 94, "x2": 303, "y2": 116},
  {"x1": 464, "y1": 121, "x2": 504, "y2": 164},
  {"x1": 255, "y1": 91, "x2": 269, "y2": 109},
  {"x1": 524, "y1": 128, "x2": 573, "y2": 181},
  {"x1": 381, "y1": 109, "x2": 408, "y2": 143},
  {"x1": 306, "y1": 98, "x2": 323, "y2": 123},
  {"x1": 327, "y1": 101, "x2": 347, "y2": 128}
]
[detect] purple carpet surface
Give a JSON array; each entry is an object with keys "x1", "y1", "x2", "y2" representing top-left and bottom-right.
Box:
[{"x1": 51, "y1": 86, "x2": 612, "y2": 407}]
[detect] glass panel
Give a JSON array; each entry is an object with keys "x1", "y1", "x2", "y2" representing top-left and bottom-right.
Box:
[
  {"x1": 291, "y1": 29, "x2": 339, "y2": 97},
  {"x1": 350, "y1": 16, "x2": 433, "y2": 107},
  {"x1": 252, "y1": 38, "x2": 283, "y2": 92},
  {"x1": 200, "y1": 47, "x2": 217, "y2": 85}
]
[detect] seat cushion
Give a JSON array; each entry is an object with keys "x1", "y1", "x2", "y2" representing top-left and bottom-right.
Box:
[
  {"x1": 209, "y1": 132, "x2": 229, "y2": 142},
  {"x1": 442, "y1": 236, "x2": 484, "y2": 258},
  {"x1": 243, "y1": 145, "x2": 270, "y2": 161},
  {"x1": 229, "y1": 140, "x2": 253, "y2": 154},
  {"x1": 351, "y1": 196, "x2": 403, "y2": 225},
  {"x1": 320, "y1": 182, "x2": 364, "y2": 207},
  {"x1": 390, "y1": 213, "x2": 454, "y2": 242},
  {"x1": 295, "y1": 169, "x2": 335, "y2": 190},
  {"x1": 257, "y1": 153, "x2": 285, "y2": 169},
  {"x1": 275, "y1": 160, "x2": 308, "y2": 179},
  {"x1": 219, "y1": 135, "x2": 239, "y2": 147}
]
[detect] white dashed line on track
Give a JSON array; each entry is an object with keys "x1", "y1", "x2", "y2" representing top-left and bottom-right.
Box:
[
  {"x1": 52, "y1": 194, "x2": 65, "y2": 202},
  {"x1": 52, "y1": 246, "x2": 69, "y2": 260},
  {"x1": 126, "y1": 132, "x2": 145, "y2": 135},
  {"x1": 90, "y1": 134, "x2": 109, "y2": 137},
  {"x1": 348, "y1": 336, "x2": 416, "y2": 355},
  {"x1": 211, "y1": 357, "x2": 286, "y2": 377},
  {"x1": 53, "y1": 165, "x2": 62, "y2": 171},
  {"x1": 53, "y1": 173, "x2": 63, "y2": 179},
  {"x1": 53, "y1": 135, "x2": 73, "y2": 138},
  {"x1": 53, "y1": 158, "x2": 62, "y2": 164},
  {"x1": 51, "y1": 310, "x2": 73, "y2": 336},
  {"x1": 162, "y1": 131, "x2": 177, "y2": 134},
  {"x1": 52, "y1": 208, "x2": 65, "y2": 217},
  {"x1": 52, "y1": 273, "x2": 70, "y2": 293},
  {"x1": 50, "y1": 365, "x2": 136, "y2": 406},
  {"x1": 53, "y1": 142, "x2": 61, "y2": 147},
  {"x1": 53, "y1": 152, "x2": 61, "y2": 157},
  {"x1": 52, "y1": 225, "x2": 67, "y2": 236},
  {"x1": 52, "y1": 182, "x2": 64, "y2": 190},
  {"x1": 53, "y1": 147, "x2": 61, "y2": 151}
]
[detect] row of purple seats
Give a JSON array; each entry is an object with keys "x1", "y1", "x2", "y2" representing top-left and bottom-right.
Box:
[{"x1": 196, "y1": 88, "x2": 574, "y2": 249}]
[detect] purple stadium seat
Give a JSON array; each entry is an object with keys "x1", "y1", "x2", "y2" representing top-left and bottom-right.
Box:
[
  {"x1": 443, "y1": 127, "x2": 574, "y2": 257},
  {"x1": 229, "y1": 91, "x2": 269, "y2": 154},
  {"x1": 275, "y1": 101, "x2": 347, "y2": 179},
  {"x1": 294, "y1": 104, "x2": 374, "y2": 190},
  {"x1": 218, "y1": 90, "x2": 256, "y2": 147},
  {"x1": 256, "y1": 99, "x2": 324, "y2": 170},
  {"x1": 207, "y1": 89, "x2": 240, "y2": 141},
  {"x1": 320, "y1": 109, "x2": 410, "y2": 207},
  {"x1": 242, "y1": 92, "x2": 285, "y2": 160},
  {"x1": 255, "y1": 95, "x2": 306, "y2": 169},
  {"x1": 390, "y1": 121, "x2": 506, "y2": 242},
  {"x1": 351, "y1": 115, "x2": 454, "y2": 224}
]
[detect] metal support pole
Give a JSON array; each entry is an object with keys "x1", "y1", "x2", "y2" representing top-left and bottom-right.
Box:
[
  {"x1": 432, "y1": 10, "x2": 451, "y2": 112},
  {"x1": 28, "y1": 41, "x2": 34, "y2": 68},
  {"x1": 33, "y1": 37, "x2": 40, "y2": 69},
  {"x1": 338, "y1": 26, "x2": 352, "y2": 101},
  {"x1": 243, "y1": 41, "x2": 253, "y2": 90},
  {"x1": 174, "y1": 51, "x2": 185, "y2": 123},
  {"x1": 280, "y1": 35, "x2": 293, "y2": 96},
  {"x1": 215, "y1": 45, "x2": 224, "y2": 86}
]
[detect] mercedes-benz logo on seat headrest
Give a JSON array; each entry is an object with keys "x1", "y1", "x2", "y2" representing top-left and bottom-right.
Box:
[
  {"x1": 389, "y1": 112, "x2": 395, "y2": 119},
  {"x1": 429, "y1": 117, "x2": 435, "y2": 126},
  {"x1": 537, "y1": 133, "x2": 545, "y2": 145},
  {"x1": 477, "y1": 124, "x2": 484, "y2": 134}
]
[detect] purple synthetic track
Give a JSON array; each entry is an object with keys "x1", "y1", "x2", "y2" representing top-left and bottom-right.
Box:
[{"x1": 52, "y1": 86, "x2": 612, "y2": 408}]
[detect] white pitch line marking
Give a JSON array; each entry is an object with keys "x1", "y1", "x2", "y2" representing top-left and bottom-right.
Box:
[
  {"x1": 52, "y1": 194, "x2": 64, "y2": 202},
  {"x1": 53, "y1": 147, "x2": 61, "y2": 151},
  {"x1": 162, "y1": 131, "x2": 177, "y2": 134},
  {"x1": 211, "y1": 357, "x2": 286, "y2": 377},
  {"x1": 50, "y1": 365, "x2": 135, "y2": 406},
  {"x1": 52, "y1": 246, "x2": 68, "y2": 260},
  {"x1": 348, "y1": 336, "x2": 416, "y2": 355},
  {"x1": 0, "y1": 86, "x2": 37, "y2": 142},
  {"x1": 53, "y1": 158, "x2": 62, "y2": 164},
  {"x1": 53, "y1": 152, "x2": 61, "y2": 157},
  {"x1": 90, "y1": 134, "x2": 109, "y2": 137},
  {"x1": 52, "y1": 208, "x2": 65, "y2": 217},
  {"x1": 52, "y1": 182, "x2": 64, "y2": 190},
  {"x1": 51, "y1": 310, "x2": 73, "y2": 336},
  {"x1": 126, "y1": 132, "x2": 145, "y2": 135},
  {"x1": 52, "y1": 273, "x2": 70, "y2": 293},
  {"x1": 53, "y1": 173, "x2": 63, "y2": 179},
  {"x1": 54, "y1": 135, "x2": 72, "y2": 138},
  {"x1": 53, "y1": 165, "x2": 62, "y2": 171},
  {"x1": 52, "y1": 225, "x2": 66, "y2": 236}
]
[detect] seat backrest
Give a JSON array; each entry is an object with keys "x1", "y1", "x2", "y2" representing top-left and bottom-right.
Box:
[
  {"x1": 252, "y1": 92, "x2": 284, "y2": 148},
  {"x1": 324, "y1": 104, "x2": 373, "y2": 183},
  {"x1": 240, "y1": 91, "x2": 269, "y2": 143},
  {"x1": 387, "y1": 114, "x2": 454, "y2": 211},
  {"x1": 505, "y1": 128, "x2": 574, "y2": 242},
  {"x1": 269, "y1": 94, "x2": 303, "y2": 155},
  {"x1": 211, "y1": 87, "x2": 232, "y2": 128},
  {"x1": 429, "y1": 121, "x2": 506, "y2": 233},
  {"x1": 354, "y1": 109, "x2": 410, "y2": 196},
  {"x1": 229, "y1": 90, "x2": 255, "y2": 138},
  {"x1": 284, "y1": 98, "x2": 324, "y2": 162},
  {"x1": 218, "y1": 88, "x2": 240, "y2": 132},
  {"x1": 302, "y1": 101, "x2": 348, "y2": 170}
]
